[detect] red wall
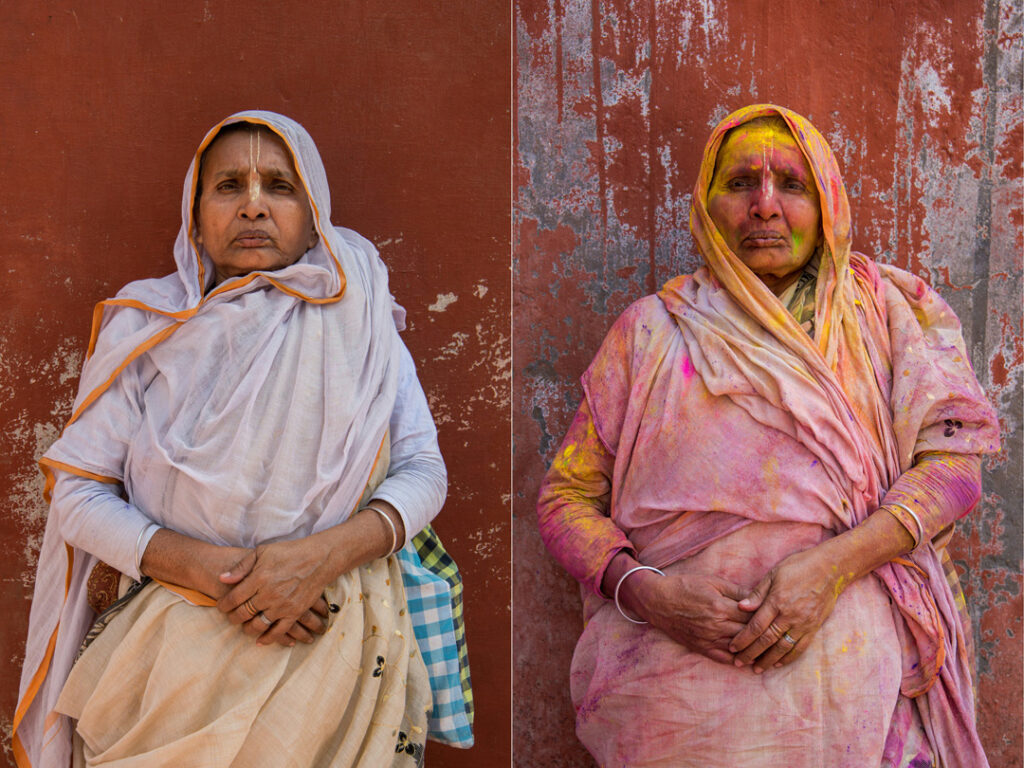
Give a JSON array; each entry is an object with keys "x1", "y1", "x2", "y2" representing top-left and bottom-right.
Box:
[
  {"x1": 0, "y1": 2, "x2": 510, "y2": 766},
  {"x1": 514, "y1": 0, "x2": 1022, "y2": 765}
]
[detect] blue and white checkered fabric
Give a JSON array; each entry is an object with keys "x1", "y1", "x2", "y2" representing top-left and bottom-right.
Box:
[{"x1": 397, "y1": 545, "x2": 474, "y2": 747}]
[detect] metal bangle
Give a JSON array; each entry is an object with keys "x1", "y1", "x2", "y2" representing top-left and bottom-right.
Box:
[
  {"x1": 613, "y1": 565, "x2": 665, "y2": 625},
  {"x1": 888, "y1": 502, "x2": 925, "y2": 551},
  {"x1": 135, "y1": 523, "x2": 160, "y2": 578},
  {"x1": 363, "y1": 503, "x2": 398, "y2": 556}
]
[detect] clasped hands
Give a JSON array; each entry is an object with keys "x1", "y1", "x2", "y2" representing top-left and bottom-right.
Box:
[
  {"x1": 623, "y1": 547, "x2": 843, "y2": 673},
  {"x1": 201, "y1": 539, "x2": 334, "y2": 648},
  {"x1": 142, "y1": 502, "x2": 403, "y2": 649}
]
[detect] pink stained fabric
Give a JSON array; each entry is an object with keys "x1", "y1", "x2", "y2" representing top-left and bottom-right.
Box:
[{"x1": 537, "y1": 104, "x2": 999, "y2": 768}]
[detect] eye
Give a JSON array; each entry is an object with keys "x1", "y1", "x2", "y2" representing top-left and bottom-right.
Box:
[
  {"x1": 726, "y1": 177, "x2": 755, "y2": 190},
  {"x1": 216, "y1": 180, "x2": 241, "y2": 192},
  {"x1": 270, "y1": 180, "x2": 295, "y2": 193},
  {"x1": 783, "y1": 178, "x2": 808, "y2": 192}
]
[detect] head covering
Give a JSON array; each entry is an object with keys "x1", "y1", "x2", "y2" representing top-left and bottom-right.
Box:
[
  {"x1": 690, "y1": 105, "x2": 849, "y2": 358},
  {"x1": 688, "y1": 105, "x2": 902, "y2": 464},
  {"x1": 16, "y1": 111, "x2": 404, "y2": 767}
]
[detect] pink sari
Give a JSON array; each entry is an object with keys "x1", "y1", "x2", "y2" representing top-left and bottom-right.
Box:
[{"x1": 560, "y1": 105, "x2": 999, "y2": 767}]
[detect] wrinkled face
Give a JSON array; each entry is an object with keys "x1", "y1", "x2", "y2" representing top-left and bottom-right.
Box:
[
  {"x1": 195, "y1": 126, "x2": 318, "y2": 286},
  {"x1": 706, "y1": 121, "x2": 821, "y2": 294}
]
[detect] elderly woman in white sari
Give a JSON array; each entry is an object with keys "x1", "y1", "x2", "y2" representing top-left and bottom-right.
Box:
[{"x1": 14, "y1": 111, "x2": 464, "y2": 767}]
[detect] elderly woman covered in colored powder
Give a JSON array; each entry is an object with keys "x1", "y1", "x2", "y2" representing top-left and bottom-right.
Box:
[
  {"x1": 15, "y1": 111, "x2": 472, "y2": 767},
  {"x1": 537, "y1": 104, "x2": 999, "y2": 768}
]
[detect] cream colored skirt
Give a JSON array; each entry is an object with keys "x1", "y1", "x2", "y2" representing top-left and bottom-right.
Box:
[{"x1": 56, "y1": 557, "x2": 431, "y2": 768}]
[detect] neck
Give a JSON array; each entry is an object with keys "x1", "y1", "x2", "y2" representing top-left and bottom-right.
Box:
[{"x1": 759, "y1": 269, "x2": 803, "y2": 297}]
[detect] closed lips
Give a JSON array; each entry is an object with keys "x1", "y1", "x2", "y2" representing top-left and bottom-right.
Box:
[
  {"x1": 743, "y1": 231, "x2": 786, "y2": 245},
  {"x1": 235, "y1": 231, "x2": 271, "y2": 245}
]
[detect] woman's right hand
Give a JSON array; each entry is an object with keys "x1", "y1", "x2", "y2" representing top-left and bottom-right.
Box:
[
  {"x1": 216, "y1": 547, "x2": 330, "y2": 646},
  {"x1": 141, "y1": 531, "x2": 327, "y2": 648},
  {"x1": 612, "y1": 561, "x2": 751, "y2": 664}
]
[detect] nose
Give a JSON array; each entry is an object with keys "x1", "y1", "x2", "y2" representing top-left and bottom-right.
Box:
[
  {"x1": 239, "y1": 198, "x2": 268, "y2": 219},
  {"x1": 238, "y1": 184, "x2": 268, "y2": 219},
  {"x1": 749, "y1": 174, "x2": 780, "y2": 221}
]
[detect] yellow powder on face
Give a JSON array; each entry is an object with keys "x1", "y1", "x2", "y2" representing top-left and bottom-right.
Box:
[{"x1": 715, "y1": 122, "x2": 795, "y2": 185}]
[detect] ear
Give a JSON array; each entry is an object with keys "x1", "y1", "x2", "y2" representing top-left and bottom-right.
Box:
[{"x1": 308, "y1": 225, "x2": 319, "y2": 251}]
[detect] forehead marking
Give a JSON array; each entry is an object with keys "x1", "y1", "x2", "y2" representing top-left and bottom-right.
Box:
[
  {"x1": 762, "y1": 130, "x2": 774, "y2": 198},
  {"x1": 248, "y1": 129, "x2": 262, "y2": 203},
  {"x1": 720, "y1": 124, "x2": 810, "y2": 183}
]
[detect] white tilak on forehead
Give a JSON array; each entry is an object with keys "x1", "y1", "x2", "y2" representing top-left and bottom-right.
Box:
[
  {"x1": 762, "y1": 131, "x2": 774, "y2": 199},
  {"x1": 248, "y1": 129, "x2": 262, "y2": 202}
]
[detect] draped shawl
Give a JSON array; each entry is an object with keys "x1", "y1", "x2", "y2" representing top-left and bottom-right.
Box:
[
  {"x1": 14, "y1": 111, "x2": 405, "y2": 768},
  {"x1": 583, "y1": 104, "x2": 998, "y2": 766}
]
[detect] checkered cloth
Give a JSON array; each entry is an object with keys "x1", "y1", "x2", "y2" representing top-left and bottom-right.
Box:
[{"x1": 396, "y1": 524, "x2": 474, "y2": 747}]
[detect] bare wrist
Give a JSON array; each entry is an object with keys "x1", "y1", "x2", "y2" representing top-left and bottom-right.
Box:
[{"x1": 601, "y1": 550, "x2": 641, "y2": 598}]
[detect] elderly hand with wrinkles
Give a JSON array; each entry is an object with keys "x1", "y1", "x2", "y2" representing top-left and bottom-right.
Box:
[
  {"x1": 141, "y1": 500, "x2": 404, "y2": 647},
  {"x1": 216, "y1": 500, "x2": 403, "y2": 645},
  {"x1": 603, "y1": 553, "x2": 751, "y2": 665},
  {"x1": 607, "y1": 501, "x2": 917, "y2": 673},
  {"x1": 728, "y1": 509, "x2": 915, "y2": 673},
  {"x1": 140, "y1": 530, "x2": 329, "y2": 648}
]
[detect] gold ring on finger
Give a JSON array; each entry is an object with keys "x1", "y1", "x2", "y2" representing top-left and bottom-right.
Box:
[{"x1": 242, "y1": 598, "x2": 259, "y2": 618}]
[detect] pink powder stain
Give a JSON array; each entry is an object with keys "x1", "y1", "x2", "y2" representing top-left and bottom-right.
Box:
[{"x1": 680, "y1": 356, "x2": 695, "y2": 379}]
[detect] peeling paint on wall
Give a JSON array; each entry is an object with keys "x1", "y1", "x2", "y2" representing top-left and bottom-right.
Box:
[{"x1": 514, "y1": 1, "x2": 1022, "y2": 765}]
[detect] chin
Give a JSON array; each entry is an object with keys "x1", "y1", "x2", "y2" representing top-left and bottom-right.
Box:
[{"x1": 739, "y1": 250, "x2": 807, "y2": 277}]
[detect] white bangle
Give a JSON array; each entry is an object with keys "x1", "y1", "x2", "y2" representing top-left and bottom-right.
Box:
[
  {"x1": 135, "y1": 523, "x2": 160, "y2": 579},
  {"x1": 613, "y1": 565, "x2": 665, "y2": 624},
  {"x1": 363, "y1": 503, "x2": 398, "y2": 556},
  {"x1": 889, "y1": 502, "x2": 925, "y2": 551}
]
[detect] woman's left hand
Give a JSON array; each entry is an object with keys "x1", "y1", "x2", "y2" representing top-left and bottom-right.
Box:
[
  {"x1": 728, "y1": 546, "x2": 844, "y2": 673},
  {"x1": 216, "y1": 538, "x2": 339, "y2": 646}
]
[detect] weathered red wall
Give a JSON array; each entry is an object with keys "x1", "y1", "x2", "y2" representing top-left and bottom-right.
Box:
[
  {"x1": 0, "y1": 2, "x2": 510, "y2": 766},
  {"x1": 514, "y1": 0, "x2": 1021, "y2": 765}
]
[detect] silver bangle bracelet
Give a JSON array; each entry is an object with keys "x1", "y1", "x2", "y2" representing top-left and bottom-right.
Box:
[
  {"x1": 363, "y1": 503, "x2": 398, "y2": 556},
  {"x1": 613, "y1": 565, "x2": 665, "y2": 625},
  {"x1": 135, "y1": 523, "x2": 160, "y2": 578},
  {"x1": 888, "y1": 502, "x2": 925, "y2": 551}
]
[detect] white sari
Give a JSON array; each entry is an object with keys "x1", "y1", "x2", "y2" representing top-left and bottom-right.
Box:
[{"x1": 16, "y1": 111, "x2": 430, "y2": 767}]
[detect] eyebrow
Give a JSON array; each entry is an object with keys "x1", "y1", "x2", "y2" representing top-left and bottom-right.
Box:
[
  {"x1": 772, "y1": 161, "x2": 811, "y2": 179},
  {"x1": 212, "y1": 166, "x2": 296, "y2": 180},
  {"x1": 717, "y1": 157, "x2": 811, "y2": 180}
]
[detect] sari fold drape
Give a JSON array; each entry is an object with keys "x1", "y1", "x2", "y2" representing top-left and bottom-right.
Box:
[{"x1": 57, "y1": 558, "x2": 430, "y2": 768}]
